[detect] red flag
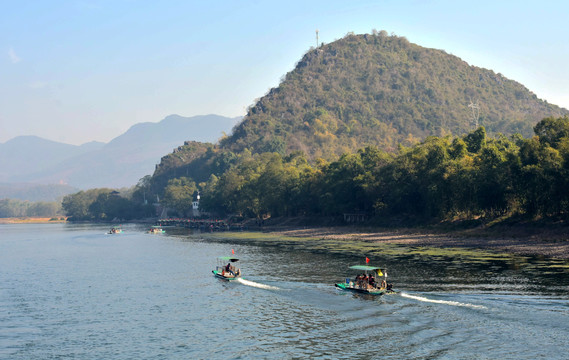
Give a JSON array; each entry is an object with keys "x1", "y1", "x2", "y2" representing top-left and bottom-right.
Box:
[
  {"x1": 366, "y1": 257, "x2": 370, "y2": 263},
  {"x1": 232, "y1": 249, "x2": 235, "y2": 255}
]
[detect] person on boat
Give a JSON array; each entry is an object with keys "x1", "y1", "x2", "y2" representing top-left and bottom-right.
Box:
[
  {"x1": 355, "y1": 274, "x2": 364, "y2": 288},
  {"x1": 226, "y1": 263, "x2": 235, "y2": 276},
  {"x1": 368, "y1": 275, "x2": 376, "y2": 288},
  {"x1": 381, "y1": 279, "x2": 387, "y2": 289},
  {"x1": 361, "y1": 275, "x2": 369, "y2": 289}
]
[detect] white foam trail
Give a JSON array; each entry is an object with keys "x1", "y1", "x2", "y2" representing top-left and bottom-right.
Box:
[
  {"x1": 401, "y1": 292, "x2": 487, "y2": 309},
  {"x1": 236, "y1": 278, "x2": 280, "y2": 290}
]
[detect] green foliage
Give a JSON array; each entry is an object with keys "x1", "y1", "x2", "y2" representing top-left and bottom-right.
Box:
[
  {"x1": 62, "y1": 189, "x2": 153, "y2": 221},
  {"x1": 191, "y1": 118, "x2": 569, "y2": 223},
  {"x1": 200, "y1": 152, "x2": 315, "y2": 218},
  {"x1": 0, "y1": 199, "x2": 62, "y2": 218},
  {"x1": 221, "y1": 32, "x2": 567, "y2": 160},
  {"x1": 139, "y1": 31, "x2": 569, "y2": 226},
  {"x1": 534, "y1": 115, "x2": 569, "y2": 147},
  {"x1": 162, "y1": 177, "x2": 197, "y2": 216},
  {"x1": 464, "y1": 127, "x2": 487, "y2": 153}
]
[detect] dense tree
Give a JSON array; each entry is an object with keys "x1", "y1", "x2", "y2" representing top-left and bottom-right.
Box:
[
  {"x1": 142, "y1": 33, "x2": 568, "y2": 223},
  {"x1": 62, "y1": 189, "x2": 110, "y2": 220},
  {"x1": 534, "y1": 116, "x2": 569, "y2": 147},
  {"x1": 221, "y1": 33, "x2": 566, "y2": 160},
  {"x1": 0, "y1": 199, "x2": 62, "y2": 218},
  {"x1": 162, "y1": 177, "x2": 197, "y2": 216},
  {"x1": 189, "y1": 117, "x2": 569, "y2": 223},
  {"x1": 62, "y1": 188, "x2": 152, "y2": 221}
]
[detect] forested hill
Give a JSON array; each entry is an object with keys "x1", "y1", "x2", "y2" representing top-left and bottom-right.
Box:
[{"x1": 221, "y1": 32, "x2": 567, "y2": 159}]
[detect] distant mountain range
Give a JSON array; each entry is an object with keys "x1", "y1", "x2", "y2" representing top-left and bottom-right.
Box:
[
  {"x1": 0, "y1": 114, "x2": 240, "y2": 199},
  {"x1": 0, "y1": 182, "x2": 79, "y2": 202}
]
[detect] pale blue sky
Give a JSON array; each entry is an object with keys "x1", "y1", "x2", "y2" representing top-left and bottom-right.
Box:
[{"x1": 1, "y1": 0, "x2": 568, "y2": 145}]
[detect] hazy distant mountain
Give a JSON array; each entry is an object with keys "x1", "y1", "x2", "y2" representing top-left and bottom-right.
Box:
[
  {"x1": 0, "y1": 136, "x2": 103, "y2": 183},
  {"x1": 1, "y1": 114, "x2": 240, "y2": 192},
  {"x1": 0, "y1": 182, "x2": 79, "y2": 202},
  {"x1": 79, "y1": 141, "x2": 107, "y2": 152}
]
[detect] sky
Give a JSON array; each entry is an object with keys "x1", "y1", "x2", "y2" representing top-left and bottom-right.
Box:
[{"x1": 1, "y1": 0, "x2": 568, "y2": 145}]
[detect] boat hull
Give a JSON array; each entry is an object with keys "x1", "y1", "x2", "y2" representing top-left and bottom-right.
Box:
[
  {"x1": 212, "y1": 270, "x2": 241, "y2": 281},
  {"x1": 335, "y1": 282, "x2": 390, "y2": 295}
]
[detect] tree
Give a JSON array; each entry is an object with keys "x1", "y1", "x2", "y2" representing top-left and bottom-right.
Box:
[
  {"x1": 162, "y1": 177, "x2": 197, "y2": 216},
  {"x1": 62, "y1": 189, "x2": 110, "y2": 220},
  {"x1": 63, "y1": 188, "x2": 149, "y2": 221},
  {"x1": 534, "y1": 116, "x2": 569, "y2": 147},
  {"x1": 464, "y1": 127, "x2": 486, "y2": 153}
]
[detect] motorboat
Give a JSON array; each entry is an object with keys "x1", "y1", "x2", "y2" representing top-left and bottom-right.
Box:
[
  {"x1": 212, "y1": 256, "x2": 242, "y2": 280},
  {"x1": 108, "y1": 226, "x2": 123, "y2": 234},
  {"x1": 148, "y1": 226, "x2": 165, "y2": 234},
  {"x1": 335, "y1": 265, "x2": 394, "y2": 295}
]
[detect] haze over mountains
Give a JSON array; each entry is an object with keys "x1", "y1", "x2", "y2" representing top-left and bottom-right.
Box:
[{"x1": 0, "y1": 114, "x2": 240, "y2": 199}]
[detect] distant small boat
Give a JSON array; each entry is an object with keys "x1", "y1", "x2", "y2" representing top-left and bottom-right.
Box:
[
  {"x1": 335, "y1": 265, "x2": 394, "y2": 295},
  {"x1": 148, "y1": 226, "x2": 165, "y2": 234},
  {"x1": 212, "y1": 256, "x2": 242, "y2": 280},
  {"x1": 108, "y1": 226, "x2": 123, "y2": 234}
]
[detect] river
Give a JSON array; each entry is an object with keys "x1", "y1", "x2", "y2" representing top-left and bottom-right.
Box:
[{"x1": 1, "y1": 223, "x2": 569, "y2": 359}]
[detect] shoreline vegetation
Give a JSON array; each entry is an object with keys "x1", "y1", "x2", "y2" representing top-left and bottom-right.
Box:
[{"x1": 0, "y1": 217, "x2": 66, "y2": 224}]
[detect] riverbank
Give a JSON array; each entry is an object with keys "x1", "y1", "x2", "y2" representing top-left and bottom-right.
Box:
[
  {"x1": 261, "y1": 224, "x2": 569, "y2": 259},
  {"x1": 0, "y1": 217, "x2": 66, "y2": 224}
]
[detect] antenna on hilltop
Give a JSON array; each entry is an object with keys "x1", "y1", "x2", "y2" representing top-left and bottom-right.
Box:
[
  {"x1": 468, "y1": 98, "x2": 480, "y2": 128},
  {"x1": 316, "y1": 29, "x2": 319, "y2": 47}
]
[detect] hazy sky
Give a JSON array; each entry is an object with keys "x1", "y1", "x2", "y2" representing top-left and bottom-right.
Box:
[{"x1": 1, "y1": 0, "x2": 568, "y2": 145}]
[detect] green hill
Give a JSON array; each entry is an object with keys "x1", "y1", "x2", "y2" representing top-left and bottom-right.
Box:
[
  {"x1": 149, "y1": 31, "x2": 568, "y2": 194},
  {"x1": 135, "y1": 32, "x2": 569, "y2": 224},
  {"x1": 221, "y1": 32, "x2": 567, "y2": 159}
]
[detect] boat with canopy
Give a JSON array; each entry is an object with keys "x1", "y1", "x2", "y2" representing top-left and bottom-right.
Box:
[
  {"x1": 335, "y1": 264, "x2": 394, "y2": 295},
  {"x1": 108, "y1": 226, "x2": 123, "y2": 234},
  {"x1": 212, "y1": 256, "x2": 242, "y2": 280},
  {"x1": 147, "y1": 225, "x2": 165, "y2": 234}
]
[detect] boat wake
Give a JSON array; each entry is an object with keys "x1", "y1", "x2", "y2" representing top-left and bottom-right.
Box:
[
  {"x1": 400, "y1": 292, "x2": 487, "y2": 309},
  {"x1": 236, "y1": 278, "x2": 280, "y2": 290}
]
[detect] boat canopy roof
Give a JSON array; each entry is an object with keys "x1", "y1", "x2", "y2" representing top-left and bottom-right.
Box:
[
  {"x1": 349, "y1": 265, "x2": 382, "y2": 271},
  {"x1": 218, "y1": 256, "x2": 239, "y2": 262}
]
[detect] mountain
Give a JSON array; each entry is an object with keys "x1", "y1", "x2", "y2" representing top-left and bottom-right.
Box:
[
  {"x1": 106, "y1": 114, "x2": 237, "y2": 148},
  {"x1": 1, "y1": 114, "x2": 240, "y2": 192},
  {"x1": 0, "y1": 183, "x2": 79, "y2": 202},
  {"x1": 220, "y1": 32, "x2": 568, "y2": 159},
  {"x1": 79, "y1": 141, "x2": 107, "y2": 152},
  {"x1": 0, "y1": 136, "x2": 102, "y2": 183}
]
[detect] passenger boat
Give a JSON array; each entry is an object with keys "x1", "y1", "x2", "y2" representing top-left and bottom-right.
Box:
[
  {"x1": 212, "y1": 256, "x2": 242, "y2": 280},
  {"x1": 108, "y1": 226, "x2": 123, "y2": 234},
  {"x1": 335, "y1": 265, "x2": 394, "y2": 295},
  {"x1": 148, "y1": 226, "x2": 165, "y2": 234}
]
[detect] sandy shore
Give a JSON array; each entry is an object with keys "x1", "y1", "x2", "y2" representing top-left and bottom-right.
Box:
[
  {"x1": 267, "y1": 226, "x2": 569, "y2": 259},
  {"x1": 0, "y1": 217, "x2": 66, "y2": 224}
]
